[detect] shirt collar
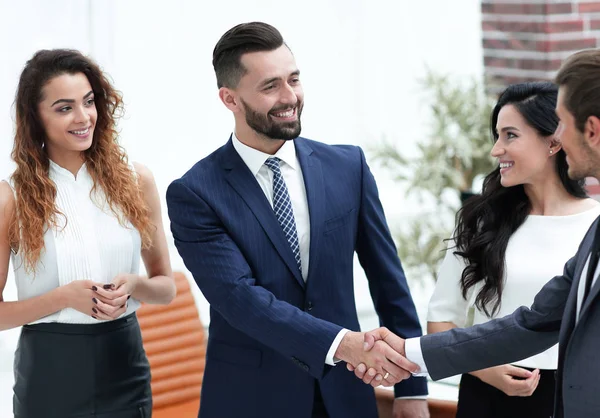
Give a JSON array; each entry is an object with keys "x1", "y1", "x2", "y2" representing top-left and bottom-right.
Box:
[
  {"x1": 232, "y1": 132, "x2": 298, "y2": 176},
  {"x1": 48, "y1": 159, "x2": 88, "y2": 182}
]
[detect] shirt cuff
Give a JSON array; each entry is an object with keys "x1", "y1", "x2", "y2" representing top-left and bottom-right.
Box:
[
  {"x1": 325, "y1": 328, "x2": 350, "y2": 366},
  {"x1": 405, "y1": 337, "x2": 429, "y2": 377},
  {"x1": 395, "y1": 396, "x2": 428, "y2": 400}
]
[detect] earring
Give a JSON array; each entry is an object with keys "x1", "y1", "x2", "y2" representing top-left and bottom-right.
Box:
[{"x1": 549, "y1": 150, "x2": 553, "y2": 154}]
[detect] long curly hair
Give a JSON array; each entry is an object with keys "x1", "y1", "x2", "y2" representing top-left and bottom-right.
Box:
[
  {"x1": 9, "y1": 49, "x2": 153, "y2": 273},
  {"x1": 453, "y1": 82, "x2": 587, "y2": 317}
]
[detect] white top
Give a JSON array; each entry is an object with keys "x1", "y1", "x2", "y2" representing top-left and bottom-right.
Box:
[
  {"x1": 427, "y1": 206, "x2": 600, "y2": 370},
  {"x1": 7, "y1": 160, "x2": 141, "y2": 324}
]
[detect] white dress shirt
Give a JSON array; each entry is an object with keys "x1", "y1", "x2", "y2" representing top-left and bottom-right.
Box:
[{"x1": 231, "y1": 133, "x2": 347, "y2": 365}]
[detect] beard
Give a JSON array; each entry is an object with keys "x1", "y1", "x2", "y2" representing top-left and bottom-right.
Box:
[
  {"x1": 240, "y1": 98, "x2": 303, "y2": 141},
  {"x1": 567, "y1": 132, "x2": 595, "y2": 181}
]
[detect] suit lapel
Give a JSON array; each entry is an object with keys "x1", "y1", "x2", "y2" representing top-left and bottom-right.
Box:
[
  {"x1": 559, "y1": 254, "x2": 587, "y2": 348},
  {"x1": 563, "y1": 222, "x2": 599, "y2": 340},
  {"x1": 221, "y1": 139, "x2": 305, "y2": 288},
  {"x1": 579, "y1": 257, "x2": 600, "y2": 321},
  {"x1": 295, "y1": 138, "x2": 325, "y2": 284}
]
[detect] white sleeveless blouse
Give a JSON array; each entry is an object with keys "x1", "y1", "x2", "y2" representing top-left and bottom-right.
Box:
[{"x1": 8, "y1": 160, "x2": 141, "y2": 324}]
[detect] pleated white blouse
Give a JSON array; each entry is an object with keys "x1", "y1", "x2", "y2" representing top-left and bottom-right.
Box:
[{"x1": 7, "y1": 160, "x2": 141, "y2": 324}]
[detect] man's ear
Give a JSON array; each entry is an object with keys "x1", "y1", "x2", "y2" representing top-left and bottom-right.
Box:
[
  {"x1": 584, "y1": 115, "x2": 600, "y2": 147},
  {"x1": 219, "y1": 87, "x2": 239, "y2": 112}
]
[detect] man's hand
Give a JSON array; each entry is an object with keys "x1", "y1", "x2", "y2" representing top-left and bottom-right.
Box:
[
  {"x1": 335, "y1": 331, "x2": 415, "y2": 386},
  {"x1": 347, "y1": 327, "x2": 420, "y2": 387},
  {"x1": 393, "y1": 399, "x2": 429, "y2": 418},
  {"x1": 363, "y1": 326, "x2": 407, "y2": 353},
  {"x1": 471, "y1": 365, "x2": 540, "y2": 397}
]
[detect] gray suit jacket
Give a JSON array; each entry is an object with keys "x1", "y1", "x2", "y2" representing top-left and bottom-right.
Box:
[{"x1": 421, "y1": 216, "x2": 600, "y2": 418}]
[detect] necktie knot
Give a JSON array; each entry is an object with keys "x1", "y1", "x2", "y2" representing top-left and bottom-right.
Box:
[{"x1": 264, "y1": 157, "x2": 281, "y2": 174}]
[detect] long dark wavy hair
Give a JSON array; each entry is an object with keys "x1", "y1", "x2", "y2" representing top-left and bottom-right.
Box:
[{"x1": 453, "y1": 81, "x2": 587, "y2": 317}]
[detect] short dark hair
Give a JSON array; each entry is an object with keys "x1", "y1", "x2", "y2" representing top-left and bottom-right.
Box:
[
  {"x1": 555, "y1": 48, "x2": 600, "y2": 132},
  {"x1": 212, "y1": 22, "x2": 284, "y2": 88}
]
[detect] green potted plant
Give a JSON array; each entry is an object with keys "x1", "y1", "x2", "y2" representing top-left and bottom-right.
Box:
[{"x1": 371, "y1": 71, "x2": 497, "y2": 285}]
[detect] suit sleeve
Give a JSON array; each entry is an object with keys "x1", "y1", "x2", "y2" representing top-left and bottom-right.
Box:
[
  {"x1": 166, "y1": 180, "x2": 342, "y2": 380},
  {"x1": 354, "y1": 147, "x2": 428, "y2": 398},
  {"x1": 421, "y1": 253, "x2": 577, "y2": 380}
]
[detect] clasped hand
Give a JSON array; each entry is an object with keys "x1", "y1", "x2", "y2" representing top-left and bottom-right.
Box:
[
  {"x1": 65, "y1": 274, "x2": 139, "y2": 320},
  {"x1": 337, "y1": 327, "x2": 419, "y2": 387}
]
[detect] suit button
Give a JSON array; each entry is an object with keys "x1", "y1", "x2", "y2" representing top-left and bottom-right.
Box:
[{"x1": 306, "y1": 301, "x2": 313, "y2": 311}]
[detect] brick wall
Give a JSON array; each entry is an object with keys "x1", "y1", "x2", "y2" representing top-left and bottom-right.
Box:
[{"x1": 482, "y1": 1, "x2": 600, "y2": 87}]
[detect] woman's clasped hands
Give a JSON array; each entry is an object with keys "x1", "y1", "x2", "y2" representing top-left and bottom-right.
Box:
[{"x1": 62, "y1": 274, "x2": 140, "y2": 320}]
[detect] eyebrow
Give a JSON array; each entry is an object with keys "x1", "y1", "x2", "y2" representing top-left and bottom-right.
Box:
[
  {"x1": 51, "y1": 90, "x2": 94, "y2": 107},
  {"x1": 259, "y1": 70, "x2": 301, "y2": 88},
  {"x1": 498, "y1": 126, "x2": 520, "y2": 133}
]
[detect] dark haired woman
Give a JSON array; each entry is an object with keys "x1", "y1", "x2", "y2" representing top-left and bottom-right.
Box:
[
  {"x1": 427, "y1": 81, "x2": 600, "y2": 418},
  {"x1": 0, "y1": 49, "x2": 176, "y2": 417}
]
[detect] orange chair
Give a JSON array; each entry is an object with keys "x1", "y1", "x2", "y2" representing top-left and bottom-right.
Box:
[
  {"x1": 375, "y1": 387, "x2": 457, "y2": 418},
  {"x1": 137, "y1": 272, "x2": 205, "y2": 418}
]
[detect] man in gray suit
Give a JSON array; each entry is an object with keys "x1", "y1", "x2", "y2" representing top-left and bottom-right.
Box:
[{"x1": 348, "y1": 49, "x2": 600, "y2": 418}]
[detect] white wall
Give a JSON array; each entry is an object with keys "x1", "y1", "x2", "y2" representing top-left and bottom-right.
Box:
[{"x1": 0, "y1": 0, "x2": 481, "y2": 410}]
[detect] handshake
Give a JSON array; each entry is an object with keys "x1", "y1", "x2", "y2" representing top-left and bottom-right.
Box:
[{"x1": 334, "y1": 327, "x2": 420, "y2": 387}]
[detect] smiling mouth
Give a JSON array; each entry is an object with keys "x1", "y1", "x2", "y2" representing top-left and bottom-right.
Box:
[
  {"x1": 69, "y1": 127, "x2": 91, "y2": 135},
  {"x1": 270, "y1": 108, "x2": 296, "y2": 119},
  {"x1": 499, "y1": 162, "x2": 514, "y2": 169}
]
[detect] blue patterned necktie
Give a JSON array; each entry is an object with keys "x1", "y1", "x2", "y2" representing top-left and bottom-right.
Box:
[{"x1": 264, "y1": 157, "x2": 302, "y2": 275}]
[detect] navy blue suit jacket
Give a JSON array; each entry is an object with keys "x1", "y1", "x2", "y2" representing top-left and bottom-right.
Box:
[{"x1": 166, "y1": 137, "x2": 427, "y2": 418}]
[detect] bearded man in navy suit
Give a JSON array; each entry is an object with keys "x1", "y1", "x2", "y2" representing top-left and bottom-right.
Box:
[{"x1": 166, "y1": 22, "x2": 427, "y2": 418}]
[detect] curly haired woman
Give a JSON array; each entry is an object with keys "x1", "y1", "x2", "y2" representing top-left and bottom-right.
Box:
[{"x1": 0, "y1": 49, "x2": 176, "y2": 418}]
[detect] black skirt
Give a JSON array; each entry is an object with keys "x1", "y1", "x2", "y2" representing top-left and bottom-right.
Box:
[
  {"x1": 456, "y1": 368, "x2": 556, "y2": 418},
  {"x1": 13, "y1": 313, "x2": 152, "y2": 418}
]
